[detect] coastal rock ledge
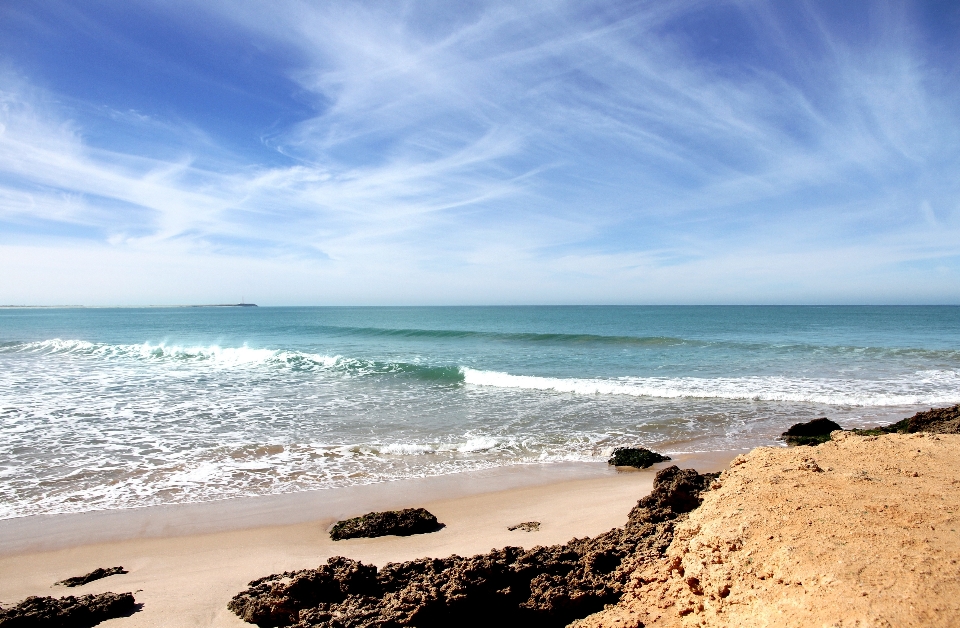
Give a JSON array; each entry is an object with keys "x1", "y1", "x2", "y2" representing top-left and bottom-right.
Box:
[{"x1": 229, "y1": 466, "x2": 718, "y2": 627}]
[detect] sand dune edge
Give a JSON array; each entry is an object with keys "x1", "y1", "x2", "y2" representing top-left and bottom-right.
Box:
[{"x1": 575, "y1": 431, "x2": 960, "y2": 628}]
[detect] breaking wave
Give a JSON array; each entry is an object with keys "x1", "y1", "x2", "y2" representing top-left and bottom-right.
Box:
[
  {"x1": 5, "y1": 339, "x2": 959, "y2": 406},
  {"x1": 460, "y1": 367, "x2": 960, "y2": 407},
  {"x1": 5, "y1": 339, "x2": 465, "y2": 382}
]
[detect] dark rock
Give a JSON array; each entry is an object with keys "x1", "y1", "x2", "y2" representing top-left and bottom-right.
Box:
[
  {"x1": 782, "y1": 417, "x2": 843, "y2": 446},
  {"x1": 0, "y1": 592, "x2": 137, "y2": 628},
  {"x1": 858, "y1": 404, "x2": 960, "y2": 436},
  {"x1": 901, "y1": 404, "x2": 960, "y2": 433},
  {"x1": 54, "y1": 567, "x2": 127, "y2": 588},
  {"x1": 329, "y1": 508, "x2": 441, "y2": 541},
  {"x1": 507, "y1": 522, "x2": 540, "y2": 532},
  {"x1": 607, "y1": 447, "x2": 671, "y2": 468},
  {"x1": 229, "y1": 465, "x2": 718, "y2": 628}
]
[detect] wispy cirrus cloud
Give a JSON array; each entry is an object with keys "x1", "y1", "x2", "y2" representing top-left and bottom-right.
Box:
[{"x1": 0, "y1": 0, "x2": 958, "y2": 304}]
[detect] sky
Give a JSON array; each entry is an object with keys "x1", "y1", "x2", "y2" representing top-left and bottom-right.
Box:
[{"x1": 1, "y1": 0, "x2": 959, "y2": 305}]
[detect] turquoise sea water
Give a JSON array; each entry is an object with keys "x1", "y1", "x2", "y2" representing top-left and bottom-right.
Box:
[{"x1": 1, "y1": 305, "x2": 959, "y2": 519}]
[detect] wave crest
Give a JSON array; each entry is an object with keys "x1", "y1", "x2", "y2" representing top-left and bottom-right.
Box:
[
  {"x1": 6, "y1": 339, "x2": 959, "y2": 407},
  {"x1": 6, "y1": 339, "x2": 465, "y2": 382},
  {"x1": 460, "y1": 367, "x2": 960, "y2": 407}
]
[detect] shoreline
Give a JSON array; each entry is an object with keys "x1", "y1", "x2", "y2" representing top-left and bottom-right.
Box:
[
  {"x1": 0, "y1": 451, "x2": 741, "y2": 557},
  {"x1": 0, "y1": 451, "x2": 739, "y2": 627},
  {"x1": 3, "y1": 419, "x2": 960, "y2": 626}
]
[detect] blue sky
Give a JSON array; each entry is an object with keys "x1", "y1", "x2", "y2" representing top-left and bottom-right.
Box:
[{"x1": 1, "y1": 0, "x2": 958, "y2": 305}]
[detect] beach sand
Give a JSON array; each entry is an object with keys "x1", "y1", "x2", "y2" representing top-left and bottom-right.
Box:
[
  {"x1": 578, "y1": 432, "x2": 960, "y2": 627},
  {"x1": 0, "y1": 452, "x2": 737, "y2": 627},
  {"x1": 5, "y1": 433, "x2": 960, "y2": 627}
]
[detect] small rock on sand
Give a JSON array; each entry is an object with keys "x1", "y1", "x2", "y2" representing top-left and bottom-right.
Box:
[
  {"x1": 54, "y1": 567, "x2": 127, "y2": 588},
  {"x1": 608, "y1": 447, "x2": 671, "y2": 468},
  {"x1": 507, "y1": 521, "x2": 540, "y2": 532},
  {"x1": 329, "y1": 507, "x2": 441, "y2": 540}
]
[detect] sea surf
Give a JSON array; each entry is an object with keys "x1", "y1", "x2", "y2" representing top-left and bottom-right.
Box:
[{"x1": 1, "y1": 305, "x2": 958, "y2": 519}]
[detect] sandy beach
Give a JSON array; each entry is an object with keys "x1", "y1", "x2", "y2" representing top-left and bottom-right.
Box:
[
  {"x1": 4, "y1": 420, "x2": 960, "y2": 627},
  {"x1": 0, "y1": 452, "x2": 737, "y2": 627}
]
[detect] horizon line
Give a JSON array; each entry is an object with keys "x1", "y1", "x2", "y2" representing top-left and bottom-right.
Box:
[{"x1": 2, "y1": 304, "x2": 959, "y2": 309}]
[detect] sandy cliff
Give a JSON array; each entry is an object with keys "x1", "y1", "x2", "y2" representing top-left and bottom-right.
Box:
[{"x1": 577, "y1": 431, "x2": 960, "y2": 628}]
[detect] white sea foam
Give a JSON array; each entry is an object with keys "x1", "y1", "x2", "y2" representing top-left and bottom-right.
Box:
[
  {"x1": 3, "y1": 334, "x2": 959, "y2": 519},
  {"x1": 460, "y1": 367, "x2": 960, "y2": 407},
  {"x1": 373, "y1": 436, "x2": 518, "y2": 456},
  {"x1": 453, "y1": 436, "x2": 509, "y2": 452},
  {"x1": 22, "y1": 339, "x2": 958, "y2": 408},
  {"x1": 380, "y1": 443, "x2": 436, "y2": 455}
]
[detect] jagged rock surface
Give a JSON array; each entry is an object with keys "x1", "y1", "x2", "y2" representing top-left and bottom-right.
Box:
[
  {"x1": 329, "y1": 508, "x2": 441, "y2": 541},
  {"x1": 607, "y1": 448, "x2": 671, "y2": 468},
  {"x1": 0, "y1": 592, "x2": 136, "y2": 628},
  {"x1": 781, "y1": 417, "x2": 842, "y2": 446},
  {"x1": 54, "y1": 567, "x2": 127, "y2": 588},
  {"x1": 229, "y1": 466, "x2": 717, "y2": 628},
  {"x1": 875, "y1": 404, "x2": 960, "y2": 435}
]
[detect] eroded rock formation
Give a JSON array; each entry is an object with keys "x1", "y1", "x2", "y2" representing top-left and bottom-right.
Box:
[
  {"x1": 229, "y1": 466, "x2": 717, "y2": 628},
  {"x1": 0, "y1": 592, "x2": 136, "y2": 627},
  {"x1": 874, "y1": 404, "x2": 960, "y2": 434}
]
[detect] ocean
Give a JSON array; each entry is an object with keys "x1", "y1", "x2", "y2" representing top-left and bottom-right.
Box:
[{"x1": 1, "y1": 305, "x2": 958, "y2": 520}]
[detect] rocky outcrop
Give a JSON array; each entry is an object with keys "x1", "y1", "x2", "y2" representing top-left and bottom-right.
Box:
[
  {"x1": 508, "y1": 521, "x2": 540, "y2": 532},
  {"x1": 608, "y1": 448, "x2": 671, "y2": 468},
  {"x1": 54, "y1": 567, "x2": 127, "y2": 588},
  {"x1": 229, "y1": 466, "x2": 717, "y2": 628},
  {"x1": 329, "y1": 508, "x2": 441, "y2": 541},
  {"x1": 866, "y1": 404, "x2": 960, "y2": 435},
  {"x1": 781, "y1": 417, "x2": 842, "y2": 446},
  {"x1": 783, "y1": 406, "x2": 960, "y2": 445},
  {"x1": 0, "y1": 592, "x2": 137, "y2": 627}
]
